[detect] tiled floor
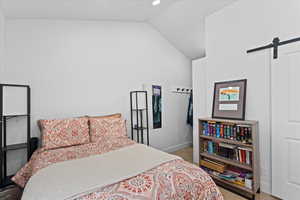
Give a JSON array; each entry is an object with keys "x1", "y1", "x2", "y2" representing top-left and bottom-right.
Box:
[{"x1": 171, "y1": 147, "x2": 280, "y2": 200}]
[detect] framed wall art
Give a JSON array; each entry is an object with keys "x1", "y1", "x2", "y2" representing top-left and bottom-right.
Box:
[
  {"x1": 152, "y1": 85, "x2": 162, "y2": 129},
  {"x1": 212, "y1": 79, "x2": 247, "y2": 120}
]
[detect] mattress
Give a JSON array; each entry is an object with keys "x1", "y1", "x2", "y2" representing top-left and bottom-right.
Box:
[{"x1": 13, "y1": 136, "x2": 223, "y2": 200}]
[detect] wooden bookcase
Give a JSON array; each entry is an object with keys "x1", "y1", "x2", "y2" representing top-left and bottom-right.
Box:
[{"x1": 199, "y1": 118, "x2": 259, "y2": 200}]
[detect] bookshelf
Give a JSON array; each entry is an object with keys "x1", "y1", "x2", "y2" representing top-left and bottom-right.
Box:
[{"x1": 199, "y1": 118, "x2": 259, "y2": 200}]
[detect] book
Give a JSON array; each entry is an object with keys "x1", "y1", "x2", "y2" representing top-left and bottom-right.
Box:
[
  {"x1": 208, "y1": 141, "x2": 214, "y2": 154},
  {"x1": 229, "y1": 125, "x2": 233, "y2": 139},
  {"x1": 200, "y1": 159, "x2": 226, "y2": 173},
  {"x1": 219, "y1": 143, "x2": 236, "y2": 149},
  {"x1": 245, "y1": 178, "x2": 253, "y2": 189},
  {"x1": 238, "y1": 149, "x2": 242, "y2": 162},
  {"x1": 238, "y1": 147, "x2": 252, "y2": 152},
  {"x1": 233, "y1": 126, "x2": 237, "y2": 140},
  {"x1": 220, "y1": 124, "x2": 224, "y2": 138},
  {"x1": 236, "y1": 126, "x2": 240, "y2": 141},
  {"x1": 246, "y1": 151, "x2": 250, "y2": 165},
  {"x1": 216, "y1": 124, "x2": 220, "y2": 138}
]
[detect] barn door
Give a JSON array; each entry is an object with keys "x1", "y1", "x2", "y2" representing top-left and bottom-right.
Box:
[{"x1": 272, "y1": 42, "x2": 300, "y2": 200}]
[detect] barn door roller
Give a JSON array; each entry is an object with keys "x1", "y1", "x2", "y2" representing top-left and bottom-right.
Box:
[{"x1": 247, "y1": 36, "x2": 300, "y2": 59}]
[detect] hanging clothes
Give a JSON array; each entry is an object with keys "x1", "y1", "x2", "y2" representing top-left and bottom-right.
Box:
[{"x1": 187, "y1": 92, "x2": 193, "y2": 126}]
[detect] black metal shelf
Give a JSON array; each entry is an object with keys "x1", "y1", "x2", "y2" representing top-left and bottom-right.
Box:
[
  {"x1": 130, "y1": 91, "x2": 150, "y2": 146},
  {"x1": 0, "y1": 84, "x2": 31, "y2": 188},
  {"x1": 132, "y1": 108, "x2": 147, "y2": 111},
  {"x1": 4, "y1": 114, "x2": 30, "y2": 120},
  {"x1": 133, "y1": 127, "x2": 147, "y2": 131},
  {"x1": 2, "y1": 143, "x2": 28, "y2": 151},
  {"x1": 4, "y1": 114, "x2": 29, "y2": 117}
]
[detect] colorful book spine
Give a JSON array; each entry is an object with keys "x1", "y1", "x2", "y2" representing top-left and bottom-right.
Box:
[
  {"x1": 208, "y1": 141, "x2": 213, "y2": 154},
  {"x1": 220, "y1": 124, "x2": 224, "y2": 138},
  {"x1": 233, "y1": 127, "x2": 237, "y2": 140},
  {"x1": 236, "y1": 126, "x2": 240, "y2": 141},
  {"x1": 229, "y1": 125, "x2": 233, "y2": 139},
  {"x1": 216, "y1": 124, "x2": 220, "y2": 138},
  {"x1": 226, "y1": 125, "x2": 229, "y2": 139},
  {"x1": 202, "y1": 121, "x2": 252, "y2": 145}
]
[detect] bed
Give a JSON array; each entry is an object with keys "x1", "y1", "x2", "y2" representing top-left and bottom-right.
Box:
[{"x1": 12, "y1": 115, "x2": 223, "y2": 200}]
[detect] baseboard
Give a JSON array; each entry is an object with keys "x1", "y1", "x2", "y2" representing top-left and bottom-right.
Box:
[{"x1": 162, "y1": 142, "x2": 193, "y2": 153}]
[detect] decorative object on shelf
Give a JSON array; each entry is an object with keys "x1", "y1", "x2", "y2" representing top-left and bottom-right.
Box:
[
  {"x1": 199, "y1": 118, "x2": 259, "y2": 200},
  {"x1": 0, "y1": 84, "x2": 31, "y2": 188},
  {"x1": 130, "y1": 91, "x2": 150, "y2": 145},
  {"x1": 152, "y1": 85, "x2": 162, "y2": 129},
  {"x1": 212, "y1": 79, "x2": 247, "y2": 120}
]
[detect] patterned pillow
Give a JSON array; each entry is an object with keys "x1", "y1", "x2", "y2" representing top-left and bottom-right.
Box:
[
  {"x1": 89, "y1": 117, "x2": 127, "y2": 143},
  {"x1": 39, "y1": 117, "x2": 90, "y2": 150}
]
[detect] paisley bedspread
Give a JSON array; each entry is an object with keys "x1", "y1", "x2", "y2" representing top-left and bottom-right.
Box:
[{"x1": 13, "y1": 137, "x2": 223, "y2": 200}]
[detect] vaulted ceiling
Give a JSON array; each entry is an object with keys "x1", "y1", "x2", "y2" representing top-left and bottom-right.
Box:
[
  {"x1": 149, "y1": 0, "x2": 236, "y2": 59},
  {"x1": 1, "y1": 0, "x2": 236, "y2": 59}
]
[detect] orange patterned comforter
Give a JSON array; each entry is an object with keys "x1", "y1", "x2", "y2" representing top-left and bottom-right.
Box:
[{"x1": 13, "y1": 137, "x2": 223, "y2": 200}]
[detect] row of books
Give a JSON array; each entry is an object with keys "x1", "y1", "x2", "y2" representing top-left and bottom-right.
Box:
[
  {"x1": 202, "y1": 121, "x2": 252, "y2": 144},
  {"x1": 202, "y1": 164, "x2": 253, "y2": 189},
  {"x1": 204, "y1": 141, "x2": 253, "y2": 165}
]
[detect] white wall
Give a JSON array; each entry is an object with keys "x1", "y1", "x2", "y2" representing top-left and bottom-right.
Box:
[
  {"x1": 192, "y1": 58, "x2": 207, "y2": 164},
  {"x1": 3, "y1": 20, "x2": 192, "y2": 157},
  {"x1": 194, "y1": 0, "x2": 300, "y2": 194}
]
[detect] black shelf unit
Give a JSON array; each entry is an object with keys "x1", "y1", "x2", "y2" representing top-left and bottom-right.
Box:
[
  {"x1": 130, "y1": 91, "x2": 150, "y2": 145},
  {"x1": 0, "y1": 84, "x2": 31, "y2": 187}
]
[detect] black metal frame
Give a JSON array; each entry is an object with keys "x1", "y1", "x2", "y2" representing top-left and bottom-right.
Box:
[
  {"x1": 0, "y1": 84, "x2": 31, "y2": 187},
  {"x1": 212, "y1": 79, "x2": 247, "y2": 120},
  {"x1": 247, "y1": 36, "x2": 300, "y2": 59},
  {"x1": 130, "y1": 91, "x2": 150, "y2": 145}
]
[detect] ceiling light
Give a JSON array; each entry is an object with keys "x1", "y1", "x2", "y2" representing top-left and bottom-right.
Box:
[{"x1": 152, "y1": 0, "x2": 160, "y2": 6}]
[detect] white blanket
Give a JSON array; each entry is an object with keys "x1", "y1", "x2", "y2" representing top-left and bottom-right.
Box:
[{"x1": 22, "y1": 144, "x2": 181, "y2": 200}]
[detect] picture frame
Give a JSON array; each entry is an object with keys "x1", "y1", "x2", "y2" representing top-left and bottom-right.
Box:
[
  {"x1": 212, "y1": 79, "x2": 247, "y2": 120},
  {"x1": 152, "y1": 85, "x2": 162, "y2": 129}
]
